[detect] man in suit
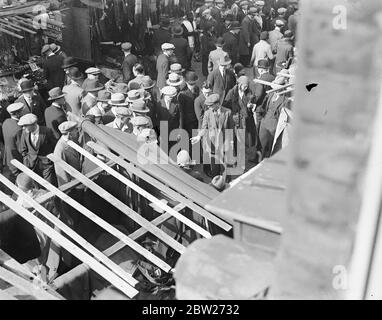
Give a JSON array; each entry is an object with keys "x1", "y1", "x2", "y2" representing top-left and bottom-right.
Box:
[
  {"x1": 191, "y1": 93, "x2": 235, "y2": 177},
  {"x1": 171, "y1": 25, "x2": 192, "y2": 72},
  {"x1": 178, "y1": 71, "x2": 200, "y2": 140},
  {"x1": 2, "y1": 103, "x2": 24, "y2": 183},
  {"x1": 81, "y1": 79, "x2": 104, "y2": 116},
  {"x1": 16, "y1": 80, "x2": 46, "y2": 125},
  {"x1": 222, "y1": 21, "x2": 241, "y2": 66},
  {"x1": 44, "y1": 87, "x2": 68, "y2": 140},
  {"x1": 82, "y1": 67, "x2": 101, "y2": 91},
  {"x1": 53, "y1": 121, "x2": 81, "y2": 187},
  {"x1": 41, "y1": 45, "x2": 65, "y2": 90},
  {"x1": 239, "y1": 6, "x2": 261, "y2": 67},
  {"x1": 236, "y1": 1, "x2": 249, "y2": 23},
  {"x1": 194, "y1": 81, "x2": 213, "y2": 129},
  {"x1": 274, "y1": 30, "x2": 294, "y2": 74},
  {"x1": 121, "y1": 42, "x2": 138, "y2": 84},
  {"x1": 62, "y1": 67, "x2": 85, "y2": 116},
  {"x1": 208, "y1": 37, "x2": 227, "y2": 73},
  {"x1": 156, "y1": 43, "x2": 175, "y2": 90},
  {"x1": 211, "y1": 0, "x2": 225, "y2": 37},
  {"x1": 207, "y1": 54, "x2": 236, "y2": 105},
  {"x1": 18, "y1": 113, "x2": 57, "y2": 186},
  {"x1": 61, "y1": 57, "x2": 78, "y2": 86},
  {"x1": 105, "y1": 93, "x2": 133, "y2": 133},
  {"x1": 152, "y1": 17, "x2": 172, "y2": 56},
  {"x1": 128, "y1": 63, "x2": 146, "y2": 90}
]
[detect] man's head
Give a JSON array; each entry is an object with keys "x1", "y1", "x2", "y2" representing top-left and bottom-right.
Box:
[
  {"x1": 130, "y1": 99, "x2": 150, "y2": 116},
  {"x1": 205, "y1": 0, "x2": 214, "y2": 9},
  {"x1": 48, "y1": 87, "x2": 66, "y2": 106},
  {"x1": 161, "y1": 86, "x2": 177, "y2": 102},
  {"x1": 215, "y1": 0, "x2": 225, "y2": 9},
  {"x1": 260, "y1": 31, "x2": 269, "y2": 41},
  {"x1": 248, "y1": 6, "x2": 258, "y2": 17},
  {"x1": 114, "y1": 107, "x2": 133, "y2": 127},
  {"x1": 216, "y1": 37, "x2": 225, "y2": 48},
  {"x1": 255, "y1": 1, "x2": 265, "y2": 12},
  {"x1": 131, "y1": 116, "x2": 149, "y2": 135},
  {"x1": 224, "y1": 13, "x2": 233, "y2": 28},
  {"x1": 205, "y1": 93, "x2": 221, "y2": 112},
  {"x1": 121, "y1": 42, "x2": 132, "y2": 53},
  {"x1": 85, "y1": 67, "x2": 101, "y2": 80},
  {"x1": 257, "y1": 59, "x2": 270, "y2": 75},
  {"x1": 185, "y1": 71, "x2": 199, "y2": 90},
  {"x1": 41, "y1": 44, "x2": 51, "y2": 57},
  {"x1": 61, "y1": 57, "x2": 77, "y2": 71},
  {"x1": 219, "y1": 54, "x2": 232, "y2": 72},
  {"x1": 275, "y1": 19, "x2": 285, "y2": 29},
  {"x1": 59, "y1": 121, "x2": 79, "y2": 141},
  {"x1": 237, "y1": 76, "x2": 249, "y2": 92},
  {"x1": 85, "y1": 79, "x2": 104, "y2": 96},
  {"x1": 18, "y1": 113, "x2": 38, "y2": 134},
  {"x1": 230, "y1": 21, "x2": 241, "y2": 34},
  {"x1": 68, "y1": 67, "x2": 84, "y2": 84},
  {"x1": 201, "y1": 81, "x2": 212, "y2": 97},
  {"x1": 233, "y1": 63, "x2": 245, "y2": 77},
  {"x1": 7, "y1": 102, "x2": 24, "y2": 120},
  {"x1": 86, "y1": 107, "x2": 103, "y2": 125},
  {"x1": 161, "y1": 43, "x2": 175, "y2": 56},
  {"x1": 133, "y1": 63, "x2": 145, "y2": 77},
  {"x1": 240, "y1": 1, "x2": 249, "y2": 10},
  {"x1": 16, "y1": 173, "x2": 35, "y2": 193},
  {"x1": 97, "y1": 90, "x2": 112, "y2": 112},
  {"x1": 20, "y1": 80, "x2": 34, "y2": 99},
  {"x1": 277, "y1": 7, "x2": 287, "y2": 18}
]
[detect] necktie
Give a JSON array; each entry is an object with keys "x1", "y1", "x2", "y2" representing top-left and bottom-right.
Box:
[{"x1": 31, "y1": 133, "x2": 38, "y2": 148}]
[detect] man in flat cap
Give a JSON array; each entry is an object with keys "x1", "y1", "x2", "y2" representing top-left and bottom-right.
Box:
[
  {"x1": 121, "y1": 42, "x2": 138, "y2": 84},
  {"x1": 53, "y1": 121, "x2": 81, "y2": 187},
  {"x1": 2, "y1": 103, "x2": 24, "y2": 183},
  {"x1": 18, "y1": 113, "x2": 57, "y2": 186},
  {"x1": 152, "y1": 17, "x2": 172, "y2": 56},
  {"x1": 156, "y1": 43, "x2": 175, "y2": 90},
  {"x1": 82, "y1": 67, "x2": 101, "y2": 91},
  {"x1": 191, "y1": 93, "x2": 235, "y2": 177},
  {"x1": 44, "y1": 87, "x2": 68, "y2": 140},
  {"x1": 62, "y1": 67, "x2": 85, "y2": 116},
  {"x1": 239, "y1": 6, "x2": 261, "y2": 67}
]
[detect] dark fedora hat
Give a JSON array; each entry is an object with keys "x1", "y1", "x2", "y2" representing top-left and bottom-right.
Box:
[
  {"x1": 68, "y1": 67, "x2": 84, "y2": 81},
  {"x1": 230, "y1": 21, "x2": 242, "y2": 30},
  {"x1": 48, "y1": 87, "x2": 66, "y2": 101},
  {"x1": 85, "y1": 79, "x2": 104, "y2": 92},
  {"x1": 62, "y1": 57, "x2": 77, "y2": 69},
  {"x1": 171, "y1": 24, "x2": 184, "y2": 36},
  {"x1": 185, "y1": 71, "x2": 199, "y2": 84},
  {"x1": 141, "y1": 76, "x2": 156, "y2": 90},
  {"x1": 20, "y1": 80, "x2": 34, "y2": 92}
]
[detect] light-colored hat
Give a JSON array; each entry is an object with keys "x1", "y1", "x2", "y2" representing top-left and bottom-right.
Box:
[
  {"x1": 58, "y1": 121, "x2": 77, "y2": 134},
  {"x1": 115, "y1": 107, "x2": 133, "y2": 117},
  {"x1": 85, "y1": 67, "x2": 101, "y2": 75},
  {"x1": 161, "y1": 43, "x2": 175, "y2": 51},
  {"x1": 167, "y1": 73, "x2": 184, "y2": 87},
  {"x1": 126, "y1": 90, "x2": 144, "y2": 103},
  {"x1": 18, "y1": 113, "x2": 38, "y2": 126},
  {"x1": 108, "y1": 93, "x2": 129, "y2": 106},
  {"x1": 205, "y1": 93, "x2": 220, "y2": 106},
  {"x1": 177, "y1": 150, "x2": 192, "y2": 167},
  {"x1": 237, "y1": 75, "x2": 249, "y2": 86},
  {"x1": 41, "y1": 44, "x2": 51, "y2": 55},
  {"x1": 130, "y1": 100, "x2": 150, "y2": 113},
  {"x1": 161, "y1": 86, "x2": 177, "y2": 97},
  {"x1": 131, "y1": 116, "x2": 149, "y2": 127},
  {"x1": 86, "y1": 107, "x2": 103, "y2": 117},
  {"x1": 255, "y1": 1, "x2": 264, "y2": 6},
  {"x1": 49, "y1": 43, "x2": 61, "y2": 54},
  {"x1": 121, "y1": 42, "x2": 132, "y2": 51},
  {"x1": 277, "y1": 7, "x2": 287, "y2": 14},
  {"x1": 275, "y1": 19, "x2": 285, "y2": 26},
  {"x1": 7, "y1": 102, "x2": 24, "y2": 114},
  {"x1": 137, "y1": 128, "x2": 157, "y2": 143},
  {"x1": 169, "y1": 63, "x2": 185, "y2": 74},
  {"x1": 48, "y1": 87, "x2": 66, "y2": 101}
]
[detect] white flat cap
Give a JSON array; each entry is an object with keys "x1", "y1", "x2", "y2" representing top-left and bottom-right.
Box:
[
  {"x1": 85, "y1": 67, "x2": 101, "y2": 75},
  {"x1": 7, "y1": 102, "x2": 24, "y2": 114},
  {"x1": 161, "y1": 86, "x2": 177, "y2": 97},
  {"x1": 58, "y1": 121, "x2": 77, "y2": 134},
  {"x1": 161, "y1": 43, "x2": 175, "y2": 51},
  {"x1": 18, "y1": 113, "x2": 38, "y2": 126}
]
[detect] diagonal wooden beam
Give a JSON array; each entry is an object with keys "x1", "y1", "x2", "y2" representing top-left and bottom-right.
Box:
[
  {"x1": 69, "y1": 141, "x2": 212, "y2": 239},
  {"x1": 88, "y1": 142, "x2": 232, "y2": 231},
  {"x1": 11, "y1": 159, "x2": 172, "y2": 273},
  {"x1": 0, "y1": 26, "x2": 23, "y2": 39},
  {"x1": 0, "y1": 192, "x2": 138, "y2": 299},
  {"x1": 4, "y1": 18, "x2": 37, "y2": 34},
  {"x1": 47, "y1": 154, "x2": 186, "y2": 255},
  {"x1": 0, "y1": 173, "x2": 139, "y2": 288}
]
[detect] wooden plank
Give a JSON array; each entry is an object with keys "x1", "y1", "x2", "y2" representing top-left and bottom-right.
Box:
[
  {"x1": 0, "y1": 192, "x2": 138, "y2": 299},
  {"x1": 69, "y1": 141, "x2": 212, "y2": 239},
  {"x1": 0, "y1": 21, "x2": 22, "y2": 32},
  {"x1": 100, "y1": 125, "x2": 218, "y2": 202},
  {"x1": 11, "y1": 159, "x2": 172, "y2": 273},
  {"x1": 0, "y1": 26, "x2": 23, "y2": 39},
  {"x1": 88, "y1": 142, "x2": 232, "y2": 231},
  {"x1": 253, "y1": 79, "x2": 281, "y2": 88},
  {"x1": 0, "y1": 173, "x2": 139, "y2": 288},
  {"x1": 4, "y1": 18, "x2": 37, "y2": 34},
  {"x1": 47, "y1": 154, "x2": 186, "y2": 255},
  {"x1": 266, "y1": 83, "x2": 294, "y2": 94},
  {"x1": 0, "y1": 265, "x2": 59, "y2": 300}
]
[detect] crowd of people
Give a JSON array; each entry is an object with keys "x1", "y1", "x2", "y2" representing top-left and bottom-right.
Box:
[{"x1": 0, "y1": 0, "x2": 298, "y2": 281}]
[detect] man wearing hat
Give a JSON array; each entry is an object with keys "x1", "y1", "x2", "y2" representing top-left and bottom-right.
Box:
[
  {"x1": 44, "y1": 87, "x2": 68, "y2": 140},
  {"x1": 170, "y1": 25, "x2": 192, "y2": 71},
  {"x1": 157, "y1": 86, "x2": 182, "y2": 153},
  {"x1": 53, "y1": 121, "x2": 81, "y2": 187},
  {"x1": 222, "y1": 21, "x2": 241, "y2": 66},
  {"x1": 250, "y1": 31, "x2": 274, "y2": 78},
  {"x1": 166, "y1": 73, "x2": 185, "y2": 93},
  {"x1": 207, "y1": 53, "x2": 236, "y2": 104},
  {"x1": 50, "y1": 43, "x2": 67, "y2": 59},
  {"x1": 274, "y1": 7, "x2": 288, "y2": 26},
  {"x1": 61, "y1": 57, "x2": 78, "y2": 86},
  {"x1": 194, "y1": 81, "x2": 212, "y2": 129},
  {"x1": 253, "y1": 59, "x2": 275, "y2": 115},
  {"x1": 168, "y1": 63, "x2": 185, "y2": 77},
  {"x1": 140, "y1": 76, "x2": 159, "y2": 127},
  {"x1": 62, "y1": 67, "x2": 85, "y2": 116},
  {"x1": 82, "y1": 67, "x2": 101, "y2": 91},
  {"x1": 178, "y1": 71, "x2": 200, "y2": 140},
  {"x1": 105, "y1": 94, "x2": 133, "y2": 133},
  {"x1": 131, "y1": 116, "x2": 150, "y2": 136},
  {"x1": 2, "y1": 103, "x2": 24, "y2": 182},
  {"x1": 18, "y1": 113, "x2": 57, "y2": 186},
  {"x1": 42, "y1": 44, "x2": 65, "y2": 90},
  {"x1": 177, "y1": 149, "x2": 203, "y2": 182},
  {"x1": 127, "y1": 63, "x2": 146, "y2": 90},
  {"x1": 16, "y1": 79, "x2": 46, "y2": 125},
  {"x1": 121, "y1": 42, "x2": 138, "y2": 84},
  {"x1": 190, "y1": 93, "x2": 234, "y2": 177},
  {"x1": 200, "y1": 21, "x2": 217, "y2": 77},
  {"x1": 236, "y1": 1, "x2": 249, "y2": 23},
  {"x1": 211, "y1": 0, "x2": 226, "y2": 37},
  {"x1": 90, "y1": 89, "x2": 114, "y2": 124},
  {"x1": 81, "y1": 79, "x2": 104, "y2": 116},
  {"x1": 130, "y1": 100, "x2": 153, "y2": 129},
  {"x1": 156, "y1": 43, "x2": 175, "y2": 90},
  {"x1": 152, "y1": 17, "x2": 172, "y2": 56},
  {"x1": 208, "y1": 37, "x2": 228, "y2": 73},
  {"x1": 274, "y1": 30, "x2": 294, "y2": 75},
  {"x1": 239, "y1": 6, "x2": 261, "y2": 67},
  {"x1": 269, "y1": 20, "x2": 285, "y2": 54}
]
